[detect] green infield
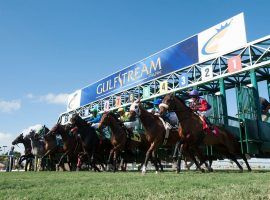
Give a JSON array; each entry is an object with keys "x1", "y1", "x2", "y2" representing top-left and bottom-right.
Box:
[{"x1": 0, "y1": 171, "x2": 269, "y2": 200}]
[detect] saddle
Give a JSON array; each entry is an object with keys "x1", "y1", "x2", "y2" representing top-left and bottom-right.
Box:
[{"x1": 159, "y1": 117, "x2": 174, "y2": 145}]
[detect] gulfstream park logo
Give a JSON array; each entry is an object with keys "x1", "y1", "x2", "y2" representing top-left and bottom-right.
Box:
[
  {"x1": 201, "y1": 20, "x2": 233, "y2": 55},
  {"x1": 96, "y1": 58, "x2": 162, "y2": 95}
]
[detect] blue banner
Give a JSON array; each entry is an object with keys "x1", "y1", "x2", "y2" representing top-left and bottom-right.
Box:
[{"x1": 80, "y1": 35, "x2": 198, "y2": 106}]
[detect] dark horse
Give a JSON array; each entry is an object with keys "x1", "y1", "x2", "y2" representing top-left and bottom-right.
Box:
[
  {"x1": 129, "y1": 99, "x2": 181, "y2": 174},
  {"x1": 12, "y1": 133, "x2": 34, "y2": 171},
  {"x1": 70, "y1": 114, "x2": 103, "y2": 172},
  {"x1": 98, "y1": 112, "x2": 159, "y2": 172},
  {"x1": 159, "y1": 94, "x2": 251, "y2": 172},
  {"x1": 47, "y1": 123, "x2": 82, "y2": 171}
]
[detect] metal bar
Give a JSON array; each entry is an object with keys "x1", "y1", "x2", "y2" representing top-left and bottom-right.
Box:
[
  {"x1": 219, "y1": 78, "x2": 228, "y2": 125},
  {"x1": 250, "y1": 69, "x2": 262, "y2": 121}
]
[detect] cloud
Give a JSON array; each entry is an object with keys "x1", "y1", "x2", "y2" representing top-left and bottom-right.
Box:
[
  {"x1": 21, "y1": 124, "x2": 44, "y2": 136},
  {"x1": 26, "y1": 93, "x2": 69, "y2": 106},
  {"x1": 26, "y1": 93, "x2": 34, "y2": 99},
  {"x1": 39, "y1": 93, "x2": 69, "y2": 105},
  {"x1": 0, "y1": 99, "x2": 21, "y2": 113}
]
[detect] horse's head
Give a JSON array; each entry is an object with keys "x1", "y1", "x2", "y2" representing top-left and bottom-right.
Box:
[
  {"x1": 70, "y1": 113, "x2": 85, "y2": 127},
  {"x1": 12, "y1": 133, "x2": 24, "y2": 145},
  {"x1": 129, "y1": 98, "x2": 141, "y2": 119},
  {"x1": 28, "y1": 130, "x2": 40, "y2": 141},
  {"x1": 98, "y1": 111, "x2": 111, "y2": 129},
  {"x1": 159, "y1": 94, "x2": 176, "y2": 115},
  {"x1": 47, "y1": 123, "x2": 63, "y2": 136}
]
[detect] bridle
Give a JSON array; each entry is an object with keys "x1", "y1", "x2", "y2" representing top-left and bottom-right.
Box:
[{"x1": 159, "y1": 97, "x2": 192, "y2": 122}]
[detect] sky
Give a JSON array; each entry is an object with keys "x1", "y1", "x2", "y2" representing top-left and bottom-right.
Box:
[{"x1": 0, "y1": 0, "x2": 269, "y2": 152}]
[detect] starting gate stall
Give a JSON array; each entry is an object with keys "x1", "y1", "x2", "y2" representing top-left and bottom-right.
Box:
[{"x1": 59, "y1": 13, "x2": 270, "y2": 159}]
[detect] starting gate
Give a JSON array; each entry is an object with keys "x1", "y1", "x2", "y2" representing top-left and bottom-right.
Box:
[{"x1": 59, "y1": 13, "x2": 270, "y2": 158}]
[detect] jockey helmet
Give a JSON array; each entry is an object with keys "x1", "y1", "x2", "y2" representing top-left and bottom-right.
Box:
[
  {"x1": 91, "y1": 108, "x2": 98, "y2": 113},
  {"x1": 189, "y1": 89, "x2": 199, "y2": 97},
  {"x1": 118, "y1": 107, "x2": 125, "y2": 112},
  {"x1": 153, "y1": 98, "x2": 162, "y2": 105}
]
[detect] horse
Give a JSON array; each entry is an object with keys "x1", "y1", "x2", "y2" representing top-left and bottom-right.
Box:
[
  {"x1": 41, "y1": 129, "x2": 65, "y2": 171},
  {"x1": 70, "y1": 114, "x2": 103, "y2": 172},
  {"x1": 28, "y1": 130, "x2": 46, "y2": 171},
  {"x1": 128, "y1": 99, "x2": 182, "y2": 174},
  {"x1": 159, "y1": 94, "x2": 251, "y2": 172},
  {"x1": 98, "y1": 111, "x2": 160, "y2": 172},
  {"x1": 47, "y1": 123, "x2": 82, "y2": 171},
  {"x1": 12, "y1": 133, "x2": 34, "y2": 171}
]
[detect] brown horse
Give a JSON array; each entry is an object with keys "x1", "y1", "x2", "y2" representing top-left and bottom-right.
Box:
[
  {"x1": 98, "y1": 112, "x2": 161, "y2": 172},
  {"x1": 159, "y1": 94, "x2": 251, "y2": 172},
  {"x1": 98, "y1": 112, "x2": 128, "y2": 172},
  {"x1": 47, "y1": 123, "x2": 82, "y2": 171},
  {"x1": 41, "y1": 130, "x2": 64, "y2": 171},
  {"x1": 129, "y1": 99, "x2": 181, "y2": 174}
]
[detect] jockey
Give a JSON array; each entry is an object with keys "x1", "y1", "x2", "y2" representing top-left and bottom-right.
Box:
[
  {"x1": 118, "y1": 107, "x2": 130, "y2": 122},
  {"x1": 158, "y1": 99, "x2": 178, "y2": 127},
  {"x1": 88, "y1": 108, "x2": 101, "y2": 129},
  {"x1": 147, "y1": 98, "x2": 162, "y2": 115},
  {"x1": 189, "y1": 89, "x2": 212, "y2": 121},
  {"x1": 260, "y1": 97, "x2": 270, "y2": 122}
]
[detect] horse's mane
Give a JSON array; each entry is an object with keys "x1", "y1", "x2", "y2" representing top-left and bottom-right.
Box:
[
  {"x1": 174, "y1": 95, "x2": 193, "y2": 112},
  {"x1": 44, "y1": 126, "x2": 50, "y2": 133},
  {"x1": 109, "y1": 112, "x2": 121, "y2": 123},
  {"x1": 74, "y1": 114, "x2": 88, "y2": 127}
]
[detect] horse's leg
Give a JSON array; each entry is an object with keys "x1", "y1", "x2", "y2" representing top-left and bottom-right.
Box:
[
  {"x1": 25, "y1": 158, "x2": 29, "y2": 171},
  {"x1": 173, "y1": 141, "x2": 181, "y2": 161},
  {"x1": 176, "y1": 143, "x2": 184, "y2": 173},
  {"x1": 18, "y1": 155, "x2": 25, "y2": 168},
  {"x1": 242, "y1": 154, "x2": 252, "y2": 172},
  {"x1": 156, "y1": 156, "x2": 164, "y2": 172},
  {"x1": 90, "y1": 150, "x2": 101, "y2": 172},
  {"x1": 58, "y1": 152, "x2": 69, "y2": 171},
  {"x1": 34, "y1": 156, "x2": 38, "y2": 172},
  {"x1": 228, "y1": 153, "x2": 243, "y2": 172},
  {"x1": 151, "y1": 151, "x2": 159, "y2": 173},
  {"x1": 189, "y1": 147, "x2": 205, "y2": 173},
  {"x1": 107, "y1": 149, "x2": 114, "y2": 171},
  {"x1": 113, "y1": 150, "x2": 118, "y2": 173},
  {"x1": 142, "y1": 142, "x2": 156, "y2": 174},
  {"x1": 192, "y1": 145, "x2": 213, "y2": 172}
]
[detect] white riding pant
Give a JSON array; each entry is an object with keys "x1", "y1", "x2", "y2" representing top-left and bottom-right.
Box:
[{"x1": 197, "y1": 108, "x2": 212, "y2": 118}]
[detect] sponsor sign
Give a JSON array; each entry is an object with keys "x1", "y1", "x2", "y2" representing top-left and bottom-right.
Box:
[
  {"x1": 67, "y1": 90, "x2": 81, "y2": 111},
  {"x1": 67, "y1": 13, "x2": 247, "y2": 111},
  {"x1": 79, "y1": 36, "x2": 198, "y2": 106},
  {"x1": 198, "y1": 13, "x2": 247, "y2": 62}
]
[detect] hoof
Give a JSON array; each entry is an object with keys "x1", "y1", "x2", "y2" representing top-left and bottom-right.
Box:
[
  {"x1": 141, "y1": 165, "x2": 146, "y2": 175},
  {"x1": 208, "y1": 168, "x2": 214, "y2": 173}
]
